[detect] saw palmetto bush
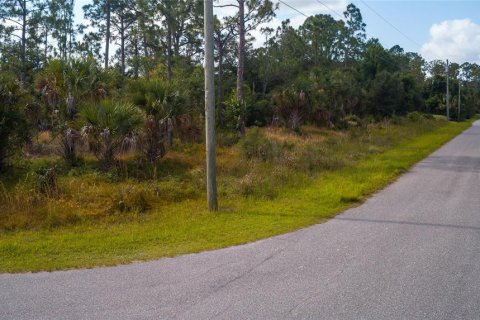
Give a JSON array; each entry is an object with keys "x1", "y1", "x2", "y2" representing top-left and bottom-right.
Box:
[
  {"x1": 35, "y1": 58, "x2": 109, "y2": 122},
  {"x1": 81, "y1": 101, "x2": 143, "y2": 170},
  {"x1": 273, "y1": 87, "x2": 310, "y2": 133},
  {"x1": 129, "y1": 79, "x2": 185, "y2": 161},
  {"x1": 58, "y1": 126, "x2": 82, "y2": 167}
]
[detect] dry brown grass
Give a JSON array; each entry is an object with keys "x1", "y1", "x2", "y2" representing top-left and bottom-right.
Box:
[{"x1": 0, "y1": 117, "x2": 454, "y2": 231}]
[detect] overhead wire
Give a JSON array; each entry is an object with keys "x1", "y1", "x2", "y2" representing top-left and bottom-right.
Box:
[
  {"x1": 314, "y1": 0, "x2": 344, "y2": 20},
  {"x1": 312, "y1": 0, "x2": 406, "y2": 65},
  {"x1": 314, "y1": 0, "x2": 446, "y2": 64},
  {"x1": 357, "y1": 0, "x2": 443, "y2": 61},
  {"x1": 278, "y1": 0, "x2": 309, "y2": 18},
  {"x1": 278, "y1": 0, "x2": 442, "y2": 65},
  {"x1": 358, "y1": 0, "x2": 422, "y2": 47}
]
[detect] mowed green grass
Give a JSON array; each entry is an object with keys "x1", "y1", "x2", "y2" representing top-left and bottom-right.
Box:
[{"x1": 0, "y1": 119, "x2": 474, "y2": 272}]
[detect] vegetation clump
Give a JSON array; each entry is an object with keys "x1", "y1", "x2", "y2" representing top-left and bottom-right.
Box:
[
  {"x1": 240, "y1": 127, "x2": 277, "y2": 161},
  {"x1": 81, "y1": 101, "x2": 143, "y2": 170},
  {"x1": 0, "y1": 0, "x2": 479, "y2": 271}
]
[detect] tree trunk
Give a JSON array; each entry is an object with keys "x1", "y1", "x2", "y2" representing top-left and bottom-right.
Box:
[
  {"x1": 20, "y1": 0, "x2": 27, "y2": 84},
  {"x1": 133, "y1": 31, "x2": 139, "y2": 78},
  {"x1": 120, "y1": 18, "x2": 125, "y2": 77},
  {"x1": 344, "y1": 47, "x2": 349, "y2": 68},
  {"x1": 167, "y1": 117, "x2": 173, "y2": 148},
  {"x1": 217, "y1": 47, "x2": 224, "y2": 127},
  {"x1": 236, "y1": 0, "x2": 245, "y2": 135},
  {"x1": 139, "y1": 18, "x2": 150, "y2": 78},
  {"x1": 166, "y1": 23, "x2": 173, "y2": 81},
  {"x1": 105, "y1": 0, "x2": 111, "y2": 69},
  {"x1": 174, "y1": 25, "x2": 181, "y2": 55},
  {"x1": 138, "y1": 16, "x2": 149, "y2": 59},
  {"x1": 44, "y1": 26, "x2": 48, "y2": 65},
  {"x1": 68, "y1": 0, "x2": 73, "y2": 59},
  {"x1": 0, "y1": 143, "x2": 5, "y2": 172},
  {"x1": 63, "y1": 7, "x2": 67, "y2": 60}
]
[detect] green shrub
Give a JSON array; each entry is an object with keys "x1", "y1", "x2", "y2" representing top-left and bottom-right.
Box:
[
  {"x1": 0, "y1": 76, "x2": 28, "y2": 171},
  {"x1": 81, "y1": 101, "x2": 143, "y2": 170},
  {"x1": 406, "y1": 111, "x2": 423, "y2": 121},
  {"x1": 423, "y1": 113, "x2": 435, "y2": 120},
  {"x1": 240, "y1": 127, "x2": 276, "y2": 161},
  {"x1": 273, "y1": 87, "x2": 310, "y2": 132},
  {"x1": 110, "y1": 187, "x2": 152, "y2": 214},
  {"x1": 246, "y1": 99, "x2": 274, "y2": 127},
  {"x1": 223, "y1": 97, "x2": 244, "y2": 132},
  {"x1": 217, "y1": 131, "x2": 240, "y2": 147}
]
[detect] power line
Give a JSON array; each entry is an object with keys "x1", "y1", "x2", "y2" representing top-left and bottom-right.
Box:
[
  {"x1": 279, "y1": 0, "x2": 443, "y2": 66},
  {"x1": 277, "y1": 0, "x2": 398, "y2": 66},
  {"x1": 313, "y1": 0, "x2": 394, "y2": 65},
  {"x1": 357, "y1": 0, "x2": 443, "y2": 61},
  {"x1": 314, "y1": 0, "x2": 390, "y2": 46},
  {"x1": 278, "y1": 0, "x2": 309, "y2": 18},
  {"x1": 358, "y1": 0, "x2": 421, "y2": 48},
  {"x1": 314, "y1": 0, "x2": 344, "y2": 20}
]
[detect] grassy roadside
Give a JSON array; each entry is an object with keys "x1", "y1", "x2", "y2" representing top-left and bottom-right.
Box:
[{"x1": 0, "y1": 118, "x2": 475, "y2": 273}]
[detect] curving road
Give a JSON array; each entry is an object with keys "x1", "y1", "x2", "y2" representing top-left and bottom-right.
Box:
[{"x1": 2, "y1": 121, "x2": 480, "y2": 320}]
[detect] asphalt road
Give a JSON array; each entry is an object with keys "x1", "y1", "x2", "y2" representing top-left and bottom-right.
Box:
[{"x1": 2, "y1": 121, "x2": 480, "y2": 320}]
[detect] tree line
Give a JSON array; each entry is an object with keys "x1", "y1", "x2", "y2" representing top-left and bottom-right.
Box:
[{"x1": 1, "y1": 0, "x2": 479, "y2": 171}]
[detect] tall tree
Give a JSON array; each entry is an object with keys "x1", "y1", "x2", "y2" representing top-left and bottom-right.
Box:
[
  {"x1": 217, "y1": 0, "x2": 276, "y2": 134},
  {"x1": 48, "y1": 0, "x2": 76, "y2": 60},
  {"x1": 157, "y1": 0, "x2": 202, "y2": 80},
  {"x1": 0, "y1": 0, "x2": 43, "y2": 83},
  {"x1": 111, "y1": 0, "x2": 136, "y2": 76},
  {"x1": 343, "y1": 3, "x2": 365, "y2": 66},
  {"x1": 83, "y1": 0, "x2": 111, "y2": 68},
  {"x1": 301, "y1": 14, "x2": 346, "y2": 65},
  {"x1": 214, "y1": 17, "x2": 236, "y2": 126}
]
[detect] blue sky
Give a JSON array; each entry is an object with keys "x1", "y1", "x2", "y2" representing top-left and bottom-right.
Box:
[
  {"x1": 350, "y1": 1, "x2": 480, "y2": 62},
  {"x1": 74, "y1": 0, "x2": 480, "y2": 63}
]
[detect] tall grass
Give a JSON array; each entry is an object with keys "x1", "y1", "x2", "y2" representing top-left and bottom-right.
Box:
[
  {"x1": 0, "y1": 117, "x2": 474, "y2": 272},
  {"x1": 0, "y1": 117, "x2": 454, "y2": 231}
]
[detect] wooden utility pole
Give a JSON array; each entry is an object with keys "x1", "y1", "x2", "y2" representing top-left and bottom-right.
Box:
[
  {"x1": 204, "y1": 0, "x2": 218, "y2": 211},
  {"x1": 458, "y1": 80, "x2": 461, "y2": 121},
  {"x1": 446, "y1": 59, "x2": 450, "y2": 120}
]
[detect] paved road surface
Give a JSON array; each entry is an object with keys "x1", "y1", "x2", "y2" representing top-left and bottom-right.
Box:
[{"x1": 2, "y1": 121, "x2": 480, "y2": 320}]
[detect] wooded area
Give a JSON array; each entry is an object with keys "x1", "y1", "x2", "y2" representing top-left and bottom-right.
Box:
[
  {"x1": 1, "y1": 0, "x2": 479, "y2": 171},
  {"x1": 1, "y1": 1, "x2": 480, "y2": 271}
]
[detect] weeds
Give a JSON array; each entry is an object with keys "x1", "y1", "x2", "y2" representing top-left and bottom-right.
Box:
[
  {"x1": 110, "y1": 187, "x2": 152, "y2": 214},
  {"x1": 0, "y1": 117, "x2": 473, "y2": 271},
  {"x1": 0, "y1": 117, "x2": 457, "y2": 231},
  {"x1": 36, "y1": 167, "x2": 58, "y2": 196},
  {"x1": 240, "y1": 127, "x2": 277, "y2": 161}
]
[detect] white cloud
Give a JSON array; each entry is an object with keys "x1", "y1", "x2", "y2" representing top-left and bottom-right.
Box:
[{"x1": 421, "y1": 19, "x2": 480, "y2": 63}]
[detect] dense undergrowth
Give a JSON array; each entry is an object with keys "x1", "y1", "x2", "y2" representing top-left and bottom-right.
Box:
[
  {"x1": 0, "y1": 115, "x2": 473, "y2": 272},
  {"x1": 0, "y1": 115, "x2": 437, "y2": 230}
]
